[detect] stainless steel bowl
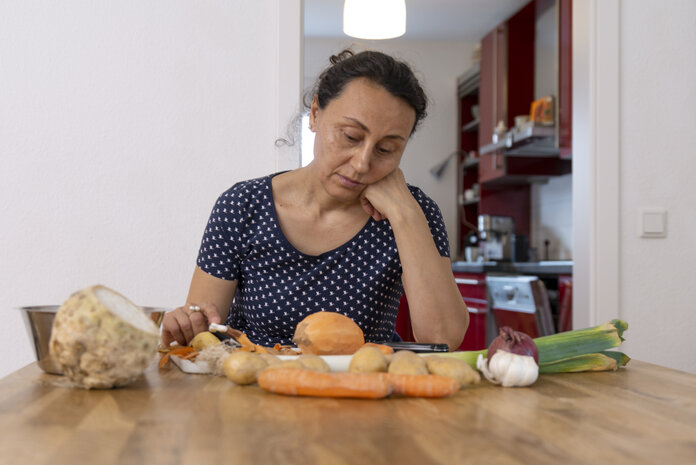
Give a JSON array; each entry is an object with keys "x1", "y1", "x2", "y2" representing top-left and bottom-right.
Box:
[{"x1": 20, "y1": 305, "x2": 167, "y2": 375}]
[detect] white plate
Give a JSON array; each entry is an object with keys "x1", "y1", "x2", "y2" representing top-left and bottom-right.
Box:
[
  {"x1": 170, "y1": 355, "x2": 214, "y2": 374},
  {"x1": 277, "y1": 355, "x2": 352, "y2": 372},
  {"x1": 170, "y1": 354, "x2": 353, "y2": 374}
]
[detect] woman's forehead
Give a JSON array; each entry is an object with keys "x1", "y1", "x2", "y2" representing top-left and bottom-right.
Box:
[{"x1": 321, "y1": 79, "x2": 416, "y2": 134}]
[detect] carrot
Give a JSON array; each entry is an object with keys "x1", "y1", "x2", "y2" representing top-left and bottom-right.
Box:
[
  {"x1": 362, "y1": 342, "x2": 394, "y2": 355},
  {"x1": 169, "y1": 346, "x2": 198, "y2": 357},
  {"x1": 236, "y1": 333, "x2": 255, "y2": 350},
  {"x1": 159, "y1": 353, "x2": 170, "y2": 368},
  {"x1": 159, "y1": 346, "x2": 199, "y2": 368},
  {"x1": 258, "y1": 367, "x2": 392, "y2": 399},
  {"x1": 387, "y1": 373, "x2": 460, "y2": 398}
]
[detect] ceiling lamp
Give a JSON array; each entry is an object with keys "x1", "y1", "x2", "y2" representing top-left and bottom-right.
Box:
[{"x1": 343, "y1": 0, "x2": 406, "y2": 40}]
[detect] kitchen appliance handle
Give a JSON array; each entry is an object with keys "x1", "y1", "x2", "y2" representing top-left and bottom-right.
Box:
[
  {"x1": 383, "y1": 342, "x2": 450, "y2": 353},
  {"x1": 455, "y1": 278, "x2": 485, "y2": 286}
]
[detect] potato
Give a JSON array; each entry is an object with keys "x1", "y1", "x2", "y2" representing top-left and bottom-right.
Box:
[
  {"x1": 387, "y1": 350, "x2": 428, "y2": 375},
  {"x1": 424, "y1": 355, "x2": 481, "y2": 387},
  {"x1": 222, "y1": 351, "x2": 268, "y2": 385},
  {"x1": 349, "y1": 346, "x2": 388, "y2": 373},
  {"x1": 361, "y1": 342, "x2": 394, "y2": 355},
  {"x1": 262, "y1": 359, "x2": 305, "y2": 371},
  {"x1": 297, "y1": 354, "x2": 330, "y2": 372},
  {"x1": 190, "y1": 331, "x2": 221, "y2": 351}
]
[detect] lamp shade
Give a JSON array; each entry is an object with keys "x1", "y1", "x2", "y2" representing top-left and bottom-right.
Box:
[{"x1": 343, "y1": 0, "x2": 406, "y2": 40}]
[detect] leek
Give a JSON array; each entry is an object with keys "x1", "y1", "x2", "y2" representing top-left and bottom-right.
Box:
[{"x1": 441, "y1": 320, "x2": 629, "y2": 373}]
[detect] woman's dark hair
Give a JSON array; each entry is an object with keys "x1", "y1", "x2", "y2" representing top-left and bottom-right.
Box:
[{"x1": 307, "y1": 50, "x2": 428, "y2": 135}]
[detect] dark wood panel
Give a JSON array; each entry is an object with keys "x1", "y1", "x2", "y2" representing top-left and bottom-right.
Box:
[
  {"x1": 479, "y1": 184, "x2": 531, "y2": 237},
  {"x1": 478, "y1": 28, "x2": 496, "y2": 149},
  {"x1": 559, "y1": 0, "x2": 573, "y2": 158},
  {"x1": 506, "y1": 0, "x2": 536, "y2": 128}
]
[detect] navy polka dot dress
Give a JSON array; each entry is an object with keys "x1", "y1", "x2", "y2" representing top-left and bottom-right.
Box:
[{"x1": 196, "y1": 173, "x2": 450, "y2": 347}]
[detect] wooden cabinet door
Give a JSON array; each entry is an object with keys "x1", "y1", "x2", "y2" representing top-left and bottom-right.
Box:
[
  {"x1": 558, "y1": 0, "x2": 573, "y2": 158},
  {"x1": 478, "y1": 25, "x2": 506, "y2": 183},
  {"x1": 455, "y1": 273, "x2": 488, "y2": 350},
  {"x1": 479, "y1": 29, "x2": 495, "y2": 149}
]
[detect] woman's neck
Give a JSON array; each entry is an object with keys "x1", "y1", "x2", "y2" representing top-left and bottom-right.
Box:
[{"x1": 277, "y1": 166, "x2": 365, "y2": 219}]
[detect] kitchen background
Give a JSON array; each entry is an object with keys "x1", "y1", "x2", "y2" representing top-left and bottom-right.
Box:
[{"x1": 1, "y1": 0, "x2": 694, "y2": 377}]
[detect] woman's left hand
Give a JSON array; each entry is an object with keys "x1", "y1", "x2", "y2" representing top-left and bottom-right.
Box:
[{"x1": 360, "y1": 169, "x2": 418, "y2": 221}]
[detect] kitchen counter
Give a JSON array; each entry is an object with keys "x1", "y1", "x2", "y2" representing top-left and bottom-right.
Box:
[
  {"x1": 452, "y1": 260, "x2": 573, "y2": 275},
  {"x1": 1, "y1": 360, "x2": 694, "y2": 464}
]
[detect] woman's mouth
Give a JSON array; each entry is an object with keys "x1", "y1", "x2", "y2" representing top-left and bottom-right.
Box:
[{"x1": 337, "y1": 174, "x2": 363, "y2": 188}]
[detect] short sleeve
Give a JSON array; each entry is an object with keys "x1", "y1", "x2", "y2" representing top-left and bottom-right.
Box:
[
  {"x1": 409, "y1": 186, "x2": 451, "y2": 258},
  {"x1": 196, "y1": 187, "x2": 245, "y2": 280}
]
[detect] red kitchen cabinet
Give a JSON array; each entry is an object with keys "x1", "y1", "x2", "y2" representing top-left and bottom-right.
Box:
[
  {"x1": 395, "y1": 273, "x2": 488, "y2": 351},
  {"x1": 478, "y1": 3, "x2": 535, "y2": 185},
  {"x1": 476, "y1": 0, "x2": 572, "y2": 187},
  {"x1": 557, "y1": 274, "x2": 573, "y2": 331},
  {"x1": 394, "y1": 294, "x2": 415, "y2": 342},
  {"x1": 468, "y1": 0, "x2": 573, "y2": 246},
  {"x1": 478, "y1": 25, "x2": 507, "y2": 184},
  {"x1": 457, "y1": 68, "x2": 481, "y2": 252},
  {"x1": 454, "y1": 272, "x2": 488, "y2": 350},
  {"x1": 558, "y1": 0, "x2": 573, "y2": 159}
]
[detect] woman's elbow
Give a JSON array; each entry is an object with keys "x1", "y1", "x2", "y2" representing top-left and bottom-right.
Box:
[{"x1": 448, "y1": 301, "x2": 470, "y2": 351}]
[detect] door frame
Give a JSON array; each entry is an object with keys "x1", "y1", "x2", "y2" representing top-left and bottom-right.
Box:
[
  {"x1": 275, "y1": 0, "x2": 304, "y2": 172},
  {"x1": 572, "y1": 0, "x2": 621, "y2": 328}
]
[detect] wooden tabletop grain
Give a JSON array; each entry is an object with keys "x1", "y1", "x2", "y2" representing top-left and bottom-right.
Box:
[{"x1": 0, "y1": 360, "x2": 694, "y2": 465}]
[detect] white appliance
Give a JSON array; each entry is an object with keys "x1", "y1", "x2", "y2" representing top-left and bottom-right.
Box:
[{"x1": 486, "y1": 275, "x2": 555, "y2": 338}]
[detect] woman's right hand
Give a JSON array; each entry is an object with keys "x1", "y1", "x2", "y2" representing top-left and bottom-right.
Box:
[{"x1": 160, "y1": 303, "x2": 223, "y2": 347}]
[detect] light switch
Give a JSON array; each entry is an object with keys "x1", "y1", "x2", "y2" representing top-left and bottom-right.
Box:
[{"x1": 640, "y1": 208, "x2": 667, "y2": 238}]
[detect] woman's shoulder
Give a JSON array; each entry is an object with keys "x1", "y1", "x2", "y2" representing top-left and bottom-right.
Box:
[
  {"x1": 220, "y1": 174, "x2": 273, "y2": 198},
  {"x1": 207, "y1": 174, "x2": 276, "y2": 220},
  {"x1": 406, "y1": 184, "x2": 441, "y2": 213}
]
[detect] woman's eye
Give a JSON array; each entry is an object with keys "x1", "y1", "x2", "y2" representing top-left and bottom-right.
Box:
[
  {"x1": 377, "y1": 146, "x2": 393, "y2": 154},
  {"x1": 344, "y1": 132, "x2": 359, "y2": 142}
]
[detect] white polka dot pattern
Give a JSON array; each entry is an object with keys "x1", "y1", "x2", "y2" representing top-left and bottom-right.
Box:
[{"x1": 196, "y1": 173, "x2": 450, "y2": 346}]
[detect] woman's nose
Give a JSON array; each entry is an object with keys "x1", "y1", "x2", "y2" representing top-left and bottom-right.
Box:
[{"x1": 351, "y1": 145, "x2": 371, "y2": 173}]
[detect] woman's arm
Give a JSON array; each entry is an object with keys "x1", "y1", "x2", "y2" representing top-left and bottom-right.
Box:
[
  {"x1": 390, "y1": 208, "x2": 469, "y2": 350},
  {"x1": 161, "y1": 266, "x2": 238, "y2": 346},
  {"x1": 362, "y1": 170, "x2": 469, "y2": 350}
]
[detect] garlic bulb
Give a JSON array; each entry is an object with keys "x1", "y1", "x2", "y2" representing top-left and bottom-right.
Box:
[{"x1": 476, "y1": 350, "x2": 538, "y2": 387}]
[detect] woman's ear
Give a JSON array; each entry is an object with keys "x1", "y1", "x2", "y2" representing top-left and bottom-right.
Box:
[{"x1": 309, "y1": 95, "x2": 319, "y2": 132}]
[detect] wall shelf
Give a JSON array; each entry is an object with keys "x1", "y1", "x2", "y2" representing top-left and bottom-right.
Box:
[
  {"x1": 462, "y1": 157, "x2": 479, "y2": 169},
  {"x1": 461, "y1": 119, "x2": 480, "y2": 133},
  {"x1": 480, "y1": 124, "x2": 559, "y2": 157},
  {"x1": 460, "y1": 197, "x2": 480, "y2": 206}
]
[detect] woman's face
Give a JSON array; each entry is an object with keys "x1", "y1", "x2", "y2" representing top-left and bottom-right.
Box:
[{"x1": 309, "y1": 77, "x2": 416, "y2": 203}]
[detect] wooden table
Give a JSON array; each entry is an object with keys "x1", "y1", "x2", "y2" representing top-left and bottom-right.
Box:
[{"x1": 0, "y1": 360, "x2": 694, "y2": 465}]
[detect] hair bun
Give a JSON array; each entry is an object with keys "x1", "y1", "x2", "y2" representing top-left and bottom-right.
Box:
[{"x1": 329, "y1": 49, "x2": 355, "y2": 65}]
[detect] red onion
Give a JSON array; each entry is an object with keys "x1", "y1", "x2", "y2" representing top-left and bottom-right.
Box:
[{"x1": 487, "y1": 327, "x2": 539, "y2": 363}]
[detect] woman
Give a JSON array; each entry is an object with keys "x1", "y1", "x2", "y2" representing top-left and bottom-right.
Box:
[{"x1": 162, "y1": 50, "x2": 469, "y2": 350}]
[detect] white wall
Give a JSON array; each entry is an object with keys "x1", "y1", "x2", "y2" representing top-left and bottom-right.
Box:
[
  {"x1": 618, "y1": 0, "x2": 696, "y2": 373},
  {"x1": 305, "y1": 38, "x2": 478, "y2": 259},
  {"x1": 0, "y1": 0, "x2": 301, "y2": 377},
  {"x1": 531, "y1": 175, "x2": 572, "y2": 260}
]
